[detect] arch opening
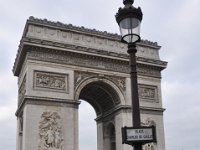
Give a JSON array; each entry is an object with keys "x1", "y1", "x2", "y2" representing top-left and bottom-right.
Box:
[
  {"x1": 78, "y1": 80, "x2": 120, "y2": 150},
  {"x1": 79, "y1": 100, "x2": 97, "y2": 150},
  {"x1": 79, "y1": 81, "x2": 121, "y2": 116}
]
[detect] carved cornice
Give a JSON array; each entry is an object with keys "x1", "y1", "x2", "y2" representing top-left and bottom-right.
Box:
[
  {"x1": 13, "y1": 37, "x2": 167, "y2": 78},
  {"x1": 26, "y1": 46, "x2": 163, "y2": 78},
  {"x1": 95, "y1": 105, "x2": 165, "y2": 122},
  {"x1": 20, "y1": 37, "x2": 167, "y2": 66},
  {"x1": 140, "y1": 106, "x2": 165, "y2": 115},
  {"x1": 16, "y1": 96, "x2": 80, "y2": 116}
]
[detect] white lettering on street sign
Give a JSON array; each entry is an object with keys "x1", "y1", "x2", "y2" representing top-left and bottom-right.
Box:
[{"x1": 126, "y1": 128, "x2": 153, "y2": 141}]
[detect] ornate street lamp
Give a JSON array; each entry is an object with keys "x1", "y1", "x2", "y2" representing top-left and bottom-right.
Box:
[
  {"x1": 116, "y1": 0, "x2": 142, "y2": 44},
  {"x1": 116, "y1": 0, "x2": 143, "y2": 150}
]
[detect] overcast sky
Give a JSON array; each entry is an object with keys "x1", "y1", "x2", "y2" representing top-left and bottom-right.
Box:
[{"x1": 0, "y1": 0, "x2": 200, "y2": 150}]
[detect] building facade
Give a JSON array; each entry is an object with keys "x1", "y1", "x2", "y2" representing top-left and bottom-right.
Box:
[{"x1": 13, "y1": 16, "x2": 167, "y2": 150}]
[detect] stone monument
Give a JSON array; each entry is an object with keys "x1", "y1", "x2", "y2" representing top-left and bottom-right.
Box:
[{"x1": 13, "y1": 16, "x2": 167, "y2": 150}]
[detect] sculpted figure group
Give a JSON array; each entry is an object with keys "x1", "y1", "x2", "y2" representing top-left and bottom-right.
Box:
[{"x1": 39, "y1": 112, "x2": 63, "y2": 150}]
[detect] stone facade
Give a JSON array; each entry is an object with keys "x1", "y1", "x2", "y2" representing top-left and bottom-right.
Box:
[{"x1": 13, "y1": 17, "x2": 167, "y2": 150}]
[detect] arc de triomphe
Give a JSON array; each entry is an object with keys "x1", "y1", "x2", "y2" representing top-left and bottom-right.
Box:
[{"x1": 13, "y1": 17, "x2": 167, "y2": 150}]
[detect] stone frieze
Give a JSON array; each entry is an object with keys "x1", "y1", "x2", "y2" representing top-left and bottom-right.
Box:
[
  {"x1": 28, "y1": 49, "x2": 162, "y2": 78},
  {"x1": 27, "y1": 24, "x2": 127, "y2": 54},
  {"x1": 34, "y1": 71, "x2": 68, "y2": 93}
]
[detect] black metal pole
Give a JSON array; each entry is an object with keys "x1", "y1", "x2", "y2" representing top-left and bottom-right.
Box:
[{"x1": 127, "y1": 43, "x2": 142, "y2": 150}]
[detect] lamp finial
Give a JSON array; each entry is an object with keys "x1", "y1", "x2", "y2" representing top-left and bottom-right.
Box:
[{"x1": 123, "y1": 0, "x2": 134, "y2": 5}]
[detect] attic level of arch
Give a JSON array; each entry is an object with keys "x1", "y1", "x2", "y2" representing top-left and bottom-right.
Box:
[
  {"x1": 26, "y1": 16, "x2": 160, "y2": 47},
  {"x1": 13, "y1": 42, "x2": 166, "y2": 79},
  {"x1": 13, "y1": 17, "x2": 167, "y2": 77}
]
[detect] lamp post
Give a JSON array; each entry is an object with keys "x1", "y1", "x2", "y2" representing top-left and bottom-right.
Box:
[{"x1": 115, "y1": 0, "x2": 143, "y2": 149}]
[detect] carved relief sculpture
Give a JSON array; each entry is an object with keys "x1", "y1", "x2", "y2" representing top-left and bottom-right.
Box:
[
  {"x1": 39, "y1": 111, "x2": 63, "y2": 150},
  {"x1": 139, "y1": 87, "x2": 155, "y2": 99},
  {"x1": 138, "y1": 85, "x2": 158, "y2": 102},
  {"x1": 117, "y1": 79, "x2": 125, "y2": 91},
  {"x1": 34, "y1": 71, "x2": 67, "y2": 92},
  {"x1": 75, "y1": 73, "x2": 83, "y2": 84}
]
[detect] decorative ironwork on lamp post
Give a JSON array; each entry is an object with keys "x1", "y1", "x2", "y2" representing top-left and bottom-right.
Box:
[{"x1": 115, "y1": 0, "x2": 143, "y2": 149}]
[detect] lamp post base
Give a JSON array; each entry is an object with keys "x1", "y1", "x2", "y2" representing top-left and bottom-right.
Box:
[{"x1": 134, "y1": 144, "x2": 143, "y2": 150}]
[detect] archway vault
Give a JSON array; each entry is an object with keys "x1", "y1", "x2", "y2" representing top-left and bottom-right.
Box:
[{"x1": 75, "y1": 76, "x2": 125, "y2": 117}]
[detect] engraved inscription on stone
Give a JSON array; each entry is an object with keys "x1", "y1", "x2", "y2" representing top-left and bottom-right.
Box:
[
  {"x1": 138, "y1": 85, "x2": 158, "y2": 102},
  {"x1": 38, "y1": 111, "x2": 63, "y2": 150},
  {"x1": 34, "y1": 71, "x2": 68, "y2": 92}
]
